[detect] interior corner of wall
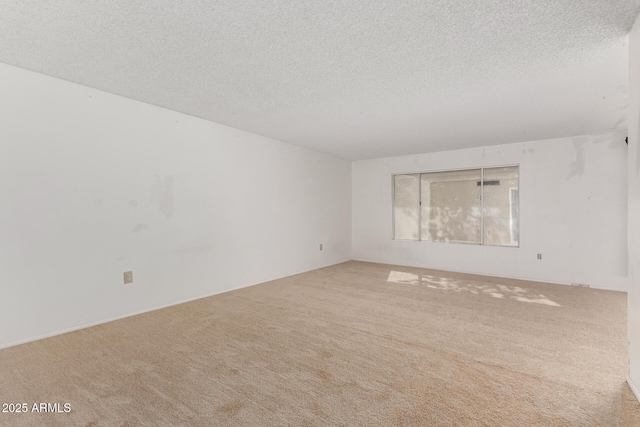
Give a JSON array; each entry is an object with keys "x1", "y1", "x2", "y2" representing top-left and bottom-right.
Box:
[{"x1": 628, "y1": 375, "x2": 640, "y2": 404}]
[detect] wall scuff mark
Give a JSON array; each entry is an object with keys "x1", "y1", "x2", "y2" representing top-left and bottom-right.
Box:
[
  {"x1": 151, "y1": 175, "x2": 175, "y2": 219},
  {"x1": 132, "y1": 223, "x2": 149, "y2": 233},
  {"x1": 566, "y1": 138, "x2": 587, "y2": 179}
]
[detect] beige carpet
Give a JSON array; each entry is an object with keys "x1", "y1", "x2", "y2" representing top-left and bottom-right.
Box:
[{"x1": 1, "y1": 261, "x2": 639, "y2": 426}]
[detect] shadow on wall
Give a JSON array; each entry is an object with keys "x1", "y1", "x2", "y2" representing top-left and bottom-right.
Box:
[{"x1": 387, "y1": 271, "x2": 561, "y2": 307}]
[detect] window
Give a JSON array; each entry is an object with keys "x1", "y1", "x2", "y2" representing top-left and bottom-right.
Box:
[{"x1": 393, "y1": 166, "x2": 519, "y2": 247}]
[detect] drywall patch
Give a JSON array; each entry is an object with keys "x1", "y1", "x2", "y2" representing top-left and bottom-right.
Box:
[
  {"x1": 608, "y1": 135, "x2": 627, "y2": 150},
  {"x1": 151, "y1": 175, "x2": 175, "y2": 219},
  {"x1": 566, "y1": 138, "x2": 587, "y2": 179},
  {"x1": 93, "y1": 198, "x2": 103, "y2": 206},
  {"x1": 612, "y1": 113, "x2": 627, "y2": 129},
  {"x1": 132, "y1": 223, "x2": 149, "y2": 233},
  {"x1": 129, "y1": 199, "x2": 138, "y2": 207}
]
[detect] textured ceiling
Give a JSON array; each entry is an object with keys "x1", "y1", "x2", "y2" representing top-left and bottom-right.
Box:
[{"x1": 1, "y1": 1, "x2": 640, "y2": 160}]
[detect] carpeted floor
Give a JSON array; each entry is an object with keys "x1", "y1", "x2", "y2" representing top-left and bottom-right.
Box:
[{"x1": 1, "y1": 261, "x2": 639, "y2": 426}]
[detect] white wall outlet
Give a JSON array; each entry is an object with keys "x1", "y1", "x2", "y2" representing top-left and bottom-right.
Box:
[
  {"x1": 320, "y1": 244, "x2": 323, "y2": 251},
  {"x1": 123, "y1": 271, "x2": 133, "y2": 284},
  {"x1": 537, "y1": 253, "x2": 542, "y2": 260}
]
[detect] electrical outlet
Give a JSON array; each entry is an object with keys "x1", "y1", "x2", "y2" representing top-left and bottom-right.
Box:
[
  {"x1": 320, "y1": 244, "x2": 323, "y2": 251},
  {"x1": 123, "y1": 271, "x2": 133, "y2": 284},
  {"x1": 537, "y1": 254, "x2": 542, "y2": 260}
]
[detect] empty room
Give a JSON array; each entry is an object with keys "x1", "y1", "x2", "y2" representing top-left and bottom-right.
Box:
[{"x1": 2, "y1": 1, "x2": 640, "y2": 426}]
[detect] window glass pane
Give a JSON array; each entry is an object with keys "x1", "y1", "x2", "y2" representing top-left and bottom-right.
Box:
[
  {"x1": 421, "y1": 169, "x2": 481, "y2": 243},
  {"x1": 393, "y1": 174, "x2": 420, "y2": 240},
  {"x1": 482, "y1": 166, "x2": 519, "y2": 246}
]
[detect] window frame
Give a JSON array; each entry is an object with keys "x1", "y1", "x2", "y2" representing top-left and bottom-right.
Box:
[{"x1": 391, "y1": 164, "x2": 520, "y2": 247}]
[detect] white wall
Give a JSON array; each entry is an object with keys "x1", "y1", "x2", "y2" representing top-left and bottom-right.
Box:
[
  {"x1": 352, "y1": 131, "x2": 628, "y2": 291},
  {"x1": 0, "y1": 63, "x2": 352, "y2": 349},
  {"x1": 627, "y1": 12, "x2": 640, "y2": 402}
]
